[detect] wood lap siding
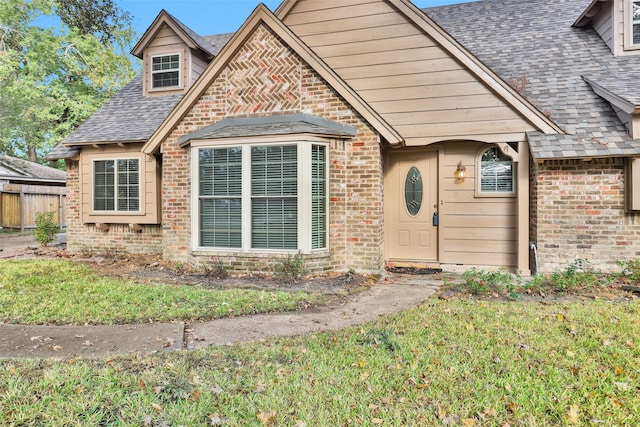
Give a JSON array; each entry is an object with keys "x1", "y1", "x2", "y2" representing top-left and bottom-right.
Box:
[
  {"x1": 440, "y1": 142, "x2": 517, "y2": 267},
  {"x1": 284, "y1": 0, "x2": 535, "y2": 145},
  {"x1": 79, "y1": 145, "x2": 160, "y2": 225},
  {"x1": 143, "y1": 25, "x2": 189, "y2": 96},
  {"x1": 592, "y1": 1, "x2": 614, "y2": 52}
]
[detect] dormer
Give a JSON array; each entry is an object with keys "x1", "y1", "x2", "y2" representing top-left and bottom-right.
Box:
[
  {"x1": 131, "y1": 10, "x2": 219, "y2": 96},
  {"x1": 574, "y1": 0, "x2": 640, "y2": 56}
]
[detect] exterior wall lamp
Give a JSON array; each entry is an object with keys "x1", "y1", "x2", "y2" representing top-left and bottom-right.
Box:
[{"x1": 454, "y1": 160, "x2": 467, "y2": 183}]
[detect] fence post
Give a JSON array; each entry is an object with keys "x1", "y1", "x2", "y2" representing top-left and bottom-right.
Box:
[
  {"x1": 19, "y1": 188, "x2": 25, "y2": 232},
  {"x1": 58, "y1": 194, "x2": 63, "y2": 229}
]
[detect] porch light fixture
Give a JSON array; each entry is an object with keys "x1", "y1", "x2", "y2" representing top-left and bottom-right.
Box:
[{"x1": 454, "y1": 161, "x2": 467, "y2": 183}]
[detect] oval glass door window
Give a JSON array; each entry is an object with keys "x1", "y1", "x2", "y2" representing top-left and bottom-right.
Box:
[{"x1": 404, "y1": 166, "x2": 423, "y2": 216}]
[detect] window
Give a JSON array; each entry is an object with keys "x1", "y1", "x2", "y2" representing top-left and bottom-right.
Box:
[
  {"x1": 195, "y1": 143, "x2": 328, "y2": 252},
  {"x1": 478, "y1": 147, "x2": 514, "y2": 194},
  {"x1": 199, "y1": 147, "x2": 242, "y2": 247},
  {"x1": 633, "y1": 1, "x2": 640, "y2": 45},
  {"x1": 251, "y1": 145, "x2": 298, "y2": 249},
  {"x1": 94, "y1": 159, "x2": 140, "y2": 211},
  {"x1": 151, "y1": 54, "x2": 180, "y2": 89}
]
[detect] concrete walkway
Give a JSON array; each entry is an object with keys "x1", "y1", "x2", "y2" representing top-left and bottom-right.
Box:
[{"x1": 0, "y1": 276, "x2": 440, "y2": 360}]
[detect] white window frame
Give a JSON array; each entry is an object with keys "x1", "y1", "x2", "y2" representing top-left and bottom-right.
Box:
[
  {"x1": 92, "y1": 158, "x2": 142, "y2": 213},
  {"x1": 191, "y1": 139, "x2": 329, "y2": 254},
  {"x1": 633, "y1": 0, "x2": 640, "y2": 47},
  {"x1": 150, "y1": 53, "x2": 181, "y2": 90},
  {"x1": 625, "y1": 0, "x2": 640, "y2": 50},
  {"x1": 475, "y1": 146, "x2": 516, "y2": 198}
]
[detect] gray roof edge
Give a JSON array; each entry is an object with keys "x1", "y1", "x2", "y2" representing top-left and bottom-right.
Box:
[
  {"x1": 44, "y1": 146, "x2": 80, "y2": 161},
  {"x1": 583, "y1": 76, "x2": 640, "y2": 112},
  {"x1": 62, "y1": 139, "x2": 147, "y2": 147},
  {"x1": 0, "y1": 175, "x2": 66, "y2": 184},
  {"x1": 178, "y1": 113, "x2": 359, "y2": 146},
  {"x1": 527, "y1": 131, "x2": 640, "y2": 161}
]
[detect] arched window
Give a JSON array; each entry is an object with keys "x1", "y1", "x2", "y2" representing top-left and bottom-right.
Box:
[{"x1": 479, "y1": 146, "x2": 514, "y2": 194}]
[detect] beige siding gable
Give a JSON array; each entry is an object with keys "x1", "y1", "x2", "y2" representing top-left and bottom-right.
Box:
[
  {"x1": 142, "y1": 24, "x2": 192, "y2": 96},
  {"x1": 280, "y1": 0, "x2": 562, "y2": 145}
]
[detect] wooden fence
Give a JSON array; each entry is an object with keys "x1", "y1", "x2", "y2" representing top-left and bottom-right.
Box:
[{"x1": 0, "y1": 183, "x2": 67, "y2": 231}]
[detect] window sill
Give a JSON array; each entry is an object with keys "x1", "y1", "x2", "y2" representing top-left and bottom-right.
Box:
[{"x1": 474, "y1": 192, "x2": 517, "y2": 199}]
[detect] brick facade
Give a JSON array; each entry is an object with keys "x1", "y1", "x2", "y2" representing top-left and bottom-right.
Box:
[
  {"x1": 531, "y1": 158, "x2": 640, "y2": 273},
  {"x1": 160, "y1": 25, "x2": 384, "y2": 273}
]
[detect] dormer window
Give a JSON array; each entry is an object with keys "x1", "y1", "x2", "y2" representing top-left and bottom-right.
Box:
[
  {"x1": 151, "y1": 54, "x2": 180, "y2": 89},
  {"x1": 633, "y1": 1, "x2": 640, "y2": 45}
]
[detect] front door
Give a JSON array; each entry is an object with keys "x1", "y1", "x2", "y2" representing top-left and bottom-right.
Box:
[{"x1": 385, "y1": 150, "x2": 438, "y2": 262}]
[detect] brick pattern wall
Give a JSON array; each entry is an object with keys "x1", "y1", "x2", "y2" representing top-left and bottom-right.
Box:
[
  {"x1": 64, "y1": 160, "x2": 163, "y2": 256},
  {"x1": 531, "y1": 158, "x2": 640, "y2": 272},
  {"x1": 160, "y1": 24, "x2": 383, "y2": 273}
]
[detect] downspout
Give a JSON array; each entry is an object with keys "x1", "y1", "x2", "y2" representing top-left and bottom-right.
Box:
[{"x1": 529, "y1": 241, "x2": 539, "y2": 275}]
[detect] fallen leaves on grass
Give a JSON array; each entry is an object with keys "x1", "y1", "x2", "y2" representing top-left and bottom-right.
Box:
[{"x1": 257, "y1": 410, "x2": 276, "y2": 425}]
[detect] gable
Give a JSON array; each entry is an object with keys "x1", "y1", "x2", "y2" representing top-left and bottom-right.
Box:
[
  {"x1": 279, "y1": 0, "x2": 562, "y2": 145},
  {"x1": 143, "y1": 5, "x2": 402, "y2": 155}
]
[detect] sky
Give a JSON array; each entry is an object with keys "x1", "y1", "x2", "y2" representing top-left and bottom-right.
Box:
[{"x1": 116, "y1": 0, "x2": 477, "y2": 38}]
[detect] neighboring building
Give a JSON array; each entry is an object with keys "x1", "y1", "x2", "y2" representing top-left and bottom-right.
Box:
[
  {"x1": 46, "y1": 0, "x2": 640, "y2": 274},
  {"x1": 0, "y1": 155, "x2": 66, "y2": 230}
]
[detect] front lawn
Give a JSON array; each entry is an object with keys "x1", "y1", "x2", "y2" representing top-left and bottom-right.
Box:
[
  {"x1": 2, "y1": 298, "x2": 640, "y2": 425},
  {"x1": 0, "y1": 260, "x2": 326, "y2": 325}
]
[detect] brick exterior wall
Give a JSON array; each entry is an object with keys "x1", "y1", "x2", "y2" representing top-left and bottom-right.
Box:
[
  {"x1": 531, "y1": 158, "x2": 640, "y2": 273},
  {"x1": 160, "y1": 25, "x2": 384, "y2": 273},
  {"x1": 64, "y1": 159, "x2": 163, "y2": 256}
]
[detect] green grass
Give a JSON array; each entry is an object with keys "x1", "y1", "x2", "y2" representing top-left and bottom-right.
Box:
[
  {"x1": 0, "y1": 260, "x2": 326, "y2": 325},
  {"x1": 2, "y1": 299, "x2": 640, "y2": 425}
]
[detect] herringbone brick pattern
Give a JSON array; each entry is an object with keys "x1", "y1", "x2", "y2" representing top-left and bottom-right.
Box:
[{"x1": 226, "y1": 25, "x2": 301, "y2": 114}]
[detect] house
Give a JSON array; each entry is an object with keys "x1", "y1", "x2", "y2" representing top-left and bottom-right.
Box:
[
  {"x1": 0, "y1": 155, "x2": 66, "y2": 230},
  {"x1": 45, "y1": 0, "x2": 640, "y2": 275}
]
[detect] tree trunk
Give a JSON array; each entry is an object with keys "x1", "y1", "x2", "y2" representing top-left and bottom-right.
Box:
[{"x1": 28, "y1": 145, "x2": 37, "y2": 163}]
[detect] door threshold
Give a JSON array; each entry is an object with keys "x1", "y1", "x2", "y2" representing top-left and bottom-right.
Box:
[{"x1": 386, "y1": 260, "x2": 441, "y2": 269}]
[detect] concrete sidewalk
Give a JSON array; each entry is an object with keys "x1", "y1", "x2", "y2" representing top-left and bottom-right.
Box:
[{"x1": 0, "y1": 277, "x2": 440, "y2": 360}]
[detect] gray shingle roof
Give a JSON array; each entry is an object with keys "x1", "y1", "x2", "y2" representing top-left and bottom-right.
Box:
[
  {"x1": 0, "y1": 155, "x2": 66, "y2": 182},
  {"x1": 584, "y1": 75, "x2": 640, "y2": 107},
  {"x1": 425, "y1": 0, "x2": 640, "y2": 161},
  {"x1": 46, "y1": 30, "x2": 234, "y2": 161},
  {"x1": 63, "y1": 73, "x2": 183, "y2": 146},
  {"x1": 164, "y1": 10, "x2": 219, "y2": 58},
  {"x1": 178, "y1": 114, "x2": 358, "y2": 147},
  {"x1": 46, "y1": 74, "x2": 183, "y2": 160}
]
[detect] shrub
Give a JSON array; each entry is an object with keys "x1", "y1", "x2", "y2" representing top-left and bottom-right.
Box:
[
  {"x1": 204, "y1": 257, "x2": 228, "y2": 279},
  {"x1": 615, "y1": 259, "x2": 640, "y2": 284},
  {"x1": 33, "y1": 211, "x2": 59, "y2": 247},
  {"x1": 461, "y1": 268, "x2": 519, "y2": 295},
  {"x1": 273, "y1": 251, "x2": 306, "y2": 282},
  {"x1": 539, "y1": 258, "x2": 605, "y2": 291}
]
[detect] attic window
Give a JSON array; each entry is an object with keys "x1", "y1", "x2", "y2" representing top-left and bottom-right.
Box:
[
  {"x1": 633, "y1": 1, "x2": 640, "y2": 45},
  {"x1": 151, "y1": 54, "x2": 180, "y2": 89}
]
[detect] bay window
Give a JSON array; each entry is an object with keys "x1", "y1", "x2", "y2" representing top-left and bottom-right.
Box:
[{"x1": 194, "y1": 142, "x2": 328, "y2": 252}]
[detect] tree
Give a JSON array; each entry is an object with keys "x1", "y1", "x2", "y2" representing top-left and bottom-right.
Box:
[{"x1": 0, "y1": 0, "x2": 137, "y2": 163}]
